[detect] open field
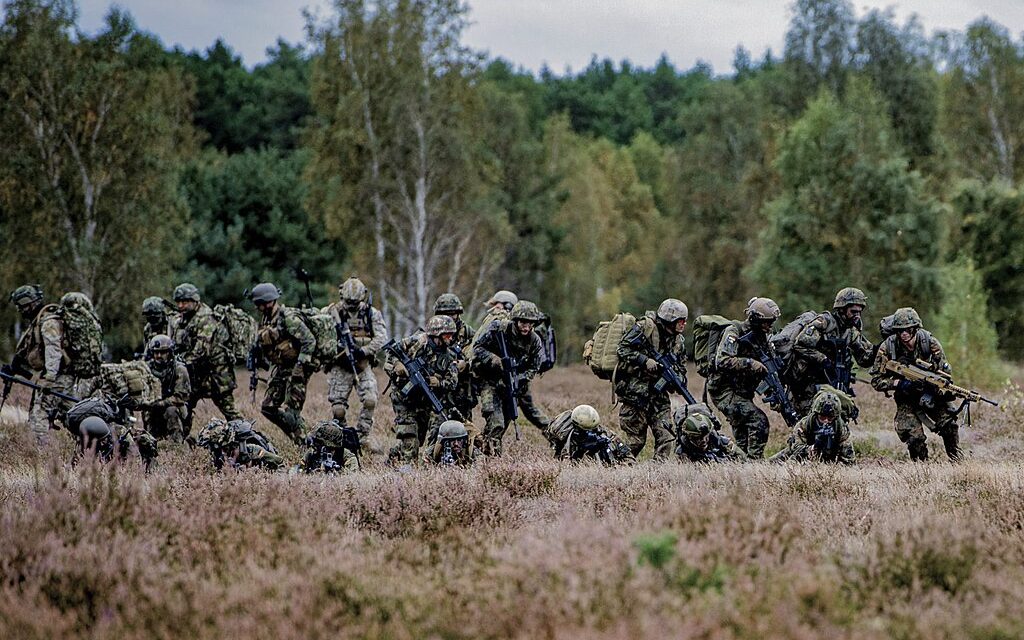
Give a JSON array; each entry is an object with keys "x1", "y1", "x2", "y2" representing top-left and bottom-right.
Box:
[{"x1": 2, "y1": 365, "x2": 1024, "y2": 638}]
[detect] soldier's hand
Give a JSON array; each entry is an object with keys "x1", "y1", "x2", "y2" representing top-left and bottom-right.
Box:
[
  {"x1": 644, "y1": 358, "x2": 661, "y2": 373},
  {"x1": 427, "y1": 375, "x2": 440, "y2": 387},
  {"x1": 749, "y1": 360, "x2": 768, "y2": 376},
  {"x1": 456, "y1": 359, "x2": 469, "y2": 373},
  {"x1": 489, "y1": 353, "x2": 502, "y2": 368},
  {"x1": 393, "y1": 362, "x2": 407, "y2": 377}
]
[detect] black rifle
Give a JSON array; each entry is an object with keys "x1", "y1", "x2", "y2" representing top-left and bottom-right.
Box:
[
  {"x1": 823, "y1": 336, "x2": 854, "y2": 396},
  {"x1": 382, "y1": 339, "x2": 450, "y2": 420},
  {"x1": 812, "y1": 424, "x2": 838, "y2": 462},
  {"x1": 538, "y1": 317, "x2": 557, "y2": 373},
  {"x1": 439, "y1": 439, "x2": 457, "y2": 466},
  {"x1": 335, "y1": 318, "x2": 360, "y2": 375},
  {"x1": 632, "y1": 336, "x2": 698, "y2": 405},
  {"x1": 0, "y1": 366, "x2": 81, "y2": 404},
  {"x1": 493, "y1": 327, "x2": 521, "y2": 440},
  {"x1": 738, "y1": 332, "x2": 800, "y2": 428},
  {"x1": 570, "y1": 430, "x2": 615, "y2": 464},
  {"x1": 246, "y1": 345, "x2": 263, "y2": 404}
]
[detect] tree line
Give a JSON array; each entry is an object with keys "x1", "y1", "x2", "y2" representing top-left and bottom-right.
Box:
[{"x1": 1, "y1": 0, "x2": 1022, "y2": 384}]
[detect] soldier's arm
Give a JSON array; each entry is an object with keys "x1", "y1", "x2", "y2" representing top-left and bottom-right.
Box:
[
  {"x1": 286, "y1": 312, "x2": 318, "y2": 363},
  {"x1": 437, "y1": 357, "x2": 459, "y2": 391},
  {"x1": 850, "y1": 330, "x2": 876, "y2": 368},
  {"x1": 671, "y1": 335, "x2": 688, "y2": 384},
  {"x1": 363, "y1": 308, "x2": 388, "y2": 357},
  {"x1": 520, "y1": 333, "x2": 542, "y2": 379},
  {"x1": 793, "y1": 319, "x2": 830, "y2": 366},
  {"x1": 869, "y1": 340, "x2": 897, "y2": 391},
  {"x1": 186, "y1": 316, "x2": 220, "y2": 363},
  {"x1": 616, "y1": 324, "x2": 650, "y2": 371},
  {"x1": 170, "y1": 365, "x2": 191, "y2": 406},
  {"x1": 927, "y1": 335, "x2": 953, "y2": 374},
  {"x1": 470, "y1": 325, "x2": 499, "y2": 370},
  {"x1": 715, "y1": 327, "x2": 759, "y2": 373},
  {"x1": 40, "y1": 315, "x2": 63, "y2": 377}
]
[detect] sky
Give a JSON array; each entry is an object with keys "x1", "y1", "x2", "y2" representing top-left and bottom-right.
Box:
[{"x1": 74, "y1": 0, "x2": 1024, "y2": 74}]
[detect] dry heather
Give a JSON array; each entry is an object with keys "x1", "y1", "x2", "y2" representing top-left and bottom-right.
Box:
[{"x1": 1, "y1": 365, "x2": 1024, "y2": 639}]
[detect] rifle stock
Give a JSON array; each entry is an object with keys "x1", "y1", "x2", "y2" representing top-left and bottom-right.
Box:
[{"x1": 882, "y1": 359, "x2": 999, "y2": 407}]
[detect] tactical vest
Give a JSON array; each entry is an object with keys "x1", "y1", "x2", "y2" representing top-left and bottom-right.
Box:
[
  {"x1": 257, "y1": 309, "x2": 299, "y2": 366},
  {"x1": 17, "y1": 305, "x2": 67, "y2": 372}
]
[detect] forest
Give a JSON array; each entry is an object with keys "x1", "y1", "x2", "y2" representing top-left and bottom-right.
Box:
[{"x1": 1, "y1": 0, "x2": 1022, "y2": 384}]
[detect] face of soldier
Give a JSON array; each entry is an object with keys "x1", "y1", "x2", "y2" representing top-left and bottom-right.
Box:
[
  {"x1": 343, "y1": 298, "x2": 361, "y2": 312},
  {"x1": 436, "y1": 332, "x2": 455, "y2": 347},
  {"x1": 444, "y1": 311, "x2": 462, "y2": 324},
  {"x1": 254, "y1": 300, "x2": 277, "y2": 317},
  {"x1": 176, "y1": 299, "x2": 198, "y2": 315},
  {"x1": 151, "y1": 349, "x2": 172, "y2": 364},
  {"x1": 898, "y1": 328, "x2": 917, "y2": 349},
  {"x1": 671, "y1": 318, "x2": 687, "y2": 334},
  {"x1": 816, "y1": 413, "x2": 836, "y2": 427},
  {"x1": 515, "y1": 319, "x2": 535, "y2": 336},
  {"x1": 752, "y1": 319, "x2": 774, "y2": 335},
  {"x1": 15, "y1": 299, "x2": 39, "y2": 320},
  {"x1": 842, "y1": 305, "x2": 864, "y2": 328},
  {"x1": 143, "y1": 312, "x2": 164, "y2": 326}
]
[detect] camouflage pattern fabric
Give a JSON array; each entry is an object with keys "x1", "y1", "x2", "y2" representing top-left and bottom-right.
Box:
[
  {"x1": 323, "y1": 302, "x2": 388, "y2": 432},
  {"x1": 257, "y1": 304, "x2": 319, "y2": 443},
  {"x1": 676, "y1": 430, "x2": 746, "y2": 463},
  {"x1": 546, "y1": 409, "x2": 635, "y2": 464},
  {"x1": 788, "y1": 311, "x2": 874, "y2": 414},
  {"x1": 708, "y1": 319, "x2": 773, "y2": 458},
  {"x1": 142, "y1": 360, "x2": 190, "y2": 443},
  {"x1": 174, "y1": 302, "x2": 240, "y2": 430},
  {"x1": 769, "y1": 393, "x2": 854, "y2": 464}
]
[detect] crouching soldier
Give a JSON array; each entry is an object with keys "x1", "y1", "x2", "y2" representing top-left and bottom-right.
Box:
[
  {"x1": 426, "y1": 420, "x2": 476, "y2": 466},
  {"x1": 547, "y1": 404, "x2": 634, "y2": 465},
  {"x1": 196, "y1": 418, "x2": 283, "y2": 470},
  {"x1": 300, "y1": 419, "x2": 361, "y2": 472},
  {"x1": 65, "y1": 397, "x2": 158, "y2": 468},
  {"x1": 139, "y1": 334, "x2": 190, "y2": 444},
  {"x1": 673, "y1": 404, "x2": 745, "y2": 463},
  {"x1": 769, "y1": 390, "x2": 854, "y2": 464}
]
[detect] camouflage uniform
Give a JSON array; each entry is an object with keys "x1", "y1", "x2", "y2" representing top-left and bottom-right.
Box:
[
  {"x1": 300, "y1": 420, "x2": 360, "y2": 472},
  {"x1": 708, "y1": 319, "x2": 775, "y2": 459},
  {"x1": 426, "y1": 420, "x2": 477, "y2": 466},
  {"x1": 196, "y1": 418, "x2": 283, "y2": 470},
  {"x1": 322, "y1": 300, "x2": 387, "y2": 438},
  {"x1": 383, "y1": 331, "x2": 459, "y2": 464},
  {"x1": 141, "y1": 297, "x2": 179, "y2": 350},
  {"x1": 66, "y1": 397, "x2": 159, "y2": 468},
  {"x1": 769, "y1": 391, "x2": 854, "y2": 464},
  {"x1": 673, "y1": 405, "x2": 746, "y2": 463},
  {"x1": 546, "y1": 407, "x2": 634, "y2": 464},
  {"x1": 614, "y1": 311, "x2": 687, "y2": 459},
  {"x1": 256, "y1": 303, "x2": 318, "y2": 443},
  {"x1": 142, "y1": 358, "x2": 190, "y2": 443},
  {"x1": 870, "y1": 309, "x2": 961, "y2": 461},
  {"x1": 174, "y1": 302, "x2": 241, "y2": 431},
  {"x1": 472, "y1": 312, "x2": 548, "y2": 456}
]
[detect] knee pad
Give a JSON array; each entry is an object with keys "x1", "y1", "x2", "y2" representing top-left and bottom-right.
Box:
[{"x1": 362, "y1": 395, "x2": 377, "y2": 411}]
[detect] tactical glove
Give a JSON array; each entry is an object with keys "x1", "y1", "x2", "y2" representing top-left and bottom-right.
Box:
[
  {"x1": 393, "y1": 361, "x2": 407, "y2": 377},
  {"x1": 644, "y1": 358, "x2": 661, "y2": 373},
  {"x1": 749, "y1": 360, "x2": 768, "y2": 376}
]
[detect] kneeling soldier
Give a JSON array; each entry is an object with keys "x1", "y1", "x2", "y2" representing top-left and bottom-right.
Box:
[
  {"x1": 770, "y1": 390, "x2": 854, "y2": 464},
  {"x1": 196, "y1": 418, "x2": 283, "y2": 470},
  {"x1": 140, "y1": 334, "x2": 190, "y2": 444},
  {"x1": 547, "y1": 404, "x2": 634, "y2": 465},
  {"x1": 300, "y1": 419, "x2": 360, "y2": 472},
  {"x1": 426, "y1": 420, "x2": 476, "y2": 466},
  {"x1": 674, "y1": 404, "x2": 745, "y2": 463}
]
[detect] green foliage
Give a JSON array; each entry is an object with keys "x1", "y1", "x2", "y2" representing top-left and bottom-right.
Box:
[
  {"x1": 752, "y1": 84, "x2": 944, "y2": 320},
  {"x1": 634, "y1": 531, "x2": 678, "y2": 569},
  {"x1": 932, "y1": 256, "x2": 1005, "y2": 387}
]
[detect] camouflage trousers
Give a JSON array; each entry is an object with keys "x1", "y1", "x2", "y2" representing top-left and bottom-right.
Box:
[
  {"x1": 27, "y1": 373, "x2": 77, "y2": 443},
  {"x1": 480, "y1": 382, "x2": 550, "y2": 456},
  {"x1": 893, "y1": 399, "x2": 961, "y2": 461},
  {"x1": 326, "y1": 362, "x2": 378, "y2": 438},
  {"x1": 709, "y1": 386, "x2": 770, "y2": 459},
  {"x1": 186, "y1": 366, "x2": 241, "y2": 434},
  {"x1": 144, "y1": 405, "x2": 187, "y2": 444},
  {"x1": 769, "y1": 439, "x2": 855, "y2": 464},
  {"x1": 390, "y1": 395, "x2": 443, "y2": 464},
  {"x1": 261, "y1": 363, "x2": 314, "y2": 443},
  {"x1": 617, "y1": 399, "x2": 675, "y2": 460}
]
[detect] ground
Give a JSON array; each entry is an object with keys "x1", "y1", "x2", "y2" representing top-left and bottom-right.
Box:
[{"x1": 1, "y1": 365, "x2": 1023, "y2": 639}]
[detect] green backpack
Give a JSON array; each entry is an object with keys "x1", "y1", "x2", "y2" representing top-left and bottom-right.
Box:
[
  {"x1": 692, "y1": 315, "x2": 740, "y2": 378},
  {"x1": 213, "y1": 304, "x2": 258, "y2": 364},
  {"x1": 59, "y1": 297, "x2": 103, "y2": 378},
  {"x1": 769, "y1": 310, "x2": 819, "y2": 363},
  {"x1": 582, "y1": 313, "x2": 636, "y2": 380},
  {"x1": 294, "y1": 308, "x2": 340, "y2": 363}
]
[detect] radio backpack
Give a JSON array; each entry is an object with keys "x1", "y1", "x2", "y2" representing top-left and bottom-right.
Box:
[
  {"x1": 294, "y1": 308, "x2": 340, "y2": 362},
  {"x1": 691, "y1": 315, "x2": 739, "y2": 378},
  {"x1": 582, "y1": 313, "x2": 636, "y2": 380}
]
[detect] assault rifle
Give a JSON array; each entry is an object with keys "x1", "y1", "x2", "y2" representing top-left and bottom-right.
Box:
[
  {"x1": 881, "y1": 359, "x2": 998, "y2": 425},
  {"x1": 823, "y1": 337, "x2": 854, "y2": 396},
  {"x1": 494, "y1": 327, "x2": 522, "y2": 440},
  {"x1": 1, "y1": 365, "x2": 81, "y2": 407},
  {"x1": 812, "y1": 424, "x2": 838, "y2": 462},
  {"x1": 738, "y1": 333, "x2": 800, "y2": 428},
  {"x1": 538, "y1": 317, "x2": 557, "y2": 373},
  {"x1": 335, "y1": 318, "x2": 360, "y2": 375},
  {"x1": 382, "y1": 339, "x2": 451, "y2": 420},
  {"x1": 570, "y1": 430, "x2": 616, "y2": 464},
  {"x1": 246, "y1": 345, "x2": 263, "y2": 404}
]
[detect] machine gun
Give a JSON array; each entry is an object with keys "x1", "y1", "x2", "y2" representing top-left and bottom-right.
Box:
[
  {"x1": 382, "y1": 340, "x2": 451, "y2": 420},
  {"x1": 494, "y1": 327, "x2": 522, "y2": 440},
  {"x1": 569, "y1": 429, "x2": 617, "y2": 464},
  {"x1": 739, "y1": 333, "x2": 800, "y2": 428},
  {"x1": 881, "y1": 359, "x2": 998, "y2": 426}
]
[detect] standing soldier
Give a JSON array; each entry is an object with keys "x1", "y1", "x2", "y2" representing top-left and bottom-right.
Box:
[
  {"x1": 708, "y1": 297, "x2": 781, "y2": 459},
  {"x1": 141, "y1": 296, "x2": 178, "y2": 350},
  {"x1": 382, "y1": 315, "x2": 459, "y2": 464},
  {"x1": 472, "y1": 300, "x2": 550, "y2": 455},
  {"x1": 789, "y1": 287, "x2": 875, "y2": 414},
  {"x1": 433, "y1": 293, "x2": 477, "y2": 420},
  {"x1": 614, "y1": 299, "x2": 689, "y2": 460},
  {"x1": 322, "y1": 277, "x2": 387, "y2": 440},
  {"x1": 139, "y1": 334, "x2": 190, "y2": 444},
  {"x1": 769, "y1": 390, "x2": 854, "y2": 464},
  {"x1": 171, "y1": 283, "x2": 241, "y2": 433},
  {"x1": 251, "y1": 283, "x2": 318, "y2": 444},
  {"x1": 870, "y1": 308, "x2": 961, "y2": 461}
]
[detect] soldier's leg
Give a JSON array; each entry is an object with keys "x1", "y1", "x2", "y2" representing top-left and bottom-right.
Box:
[
  {"x1": 617, "y1": 401, "x2": 649, "y2": 458},
  {"x1": 327, "y1": 367, "x2": 356, "y2": 425},
  {"x1": 518, "y1": 384, "x2": 550, "y2": 431},
  {"x1": 163, "y1": 406, "x2": 186, "y2": 444},
  {"x1": 712, "y1": 389, "x2": 749, "y2": 454},
  {"x1": 930, "y1": 401, "x2": 963, "y2": 462},
  {"x1": 210, "y1": 367, "x2": 242, "y2": 422},
  {"x1": 260, "y1": 366, "x2": 293, "y2": 439},
  {"x1": 354, "y1": 363, "x2": 379, "y2": 439},
  {"x1": 650, "y1": 402, "x2": 676, "y2": 460},
  {"x1": 144, "y1": 409, "x2": 167, "y2": 440},
  {"x1": 742, "y1": 401, "x2": 771, "y2": 459},
  {"x1": 28, "y1": 393, "x2": 55, "y2": 443},
  {"x1": 894, "y1": 403, "x2": 928, "y2": 461},
  {"x1": 390, "y1": 398, "x2": 421, "y2": 464},
  {"x1": 480, "y1": 384, "x2": 508, "y2": 456}
]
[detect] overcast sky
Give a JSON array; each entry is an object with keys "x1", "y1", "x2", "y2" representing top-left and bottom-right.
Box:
[{"x1": 74, "y1": 0, "x2": 1024, "y2": 74}]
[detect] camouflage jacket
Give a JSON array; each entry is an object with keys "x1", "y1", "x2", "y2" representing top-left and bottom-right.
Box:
[
  {"x1": 174, "y1": 304, "x2": 231, "y2": 370},
  {"x1": 146, "y1": 361, "x2": 190, "y2": 409},
  {"x1": 323, "y1": 302, "x2": 388, "y2": 361},
  {"x1": 546, "y1": 409, "x2": 626, "y2": 461},
  {"x1": 383, "y1": 334, "x2": 459, "y2": 408},
  {"x1": 143, "y1": 313, "x2": 180, "y2": 348},
  {"x1": 870, "y1": 329, "x2": 950, "y2": 393},
  {"x1": 614, "y1": 311, "x2": 686, "y2": 406},
  {"x1": 473, "y1": 307, "x2": 509, "y2": 345},
  {"x1": 677, "y1": 430, "x2": 745, "y2": 463},
  {"x1": 793, "y1": 311, "x2": 874, "y2": 376},
  {"x1": 710, "y1": 320, "x2": 775, "y2": 395},
  {"x1": 471, "y1": 319, "x2": 542, "y2": 387},
  {"x1": 257, "y1": 305, "x2": 318, "y2": 367},
  {"x1": 786, "y1": 413, "x2": 852, "y2": 463},
  {"x1": 14, "y1": 304, "x2": 64, "y2": 377}
]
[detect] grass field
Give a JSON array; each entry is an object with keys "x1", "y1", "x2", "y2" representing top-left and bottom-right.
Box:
[{"x1": 1, "y1": 365, "x2": 1023, "y2": 639}]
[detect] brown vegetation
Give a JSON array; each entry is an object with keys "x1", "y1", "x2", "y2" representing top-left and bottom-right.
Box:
[{"x1": 1, "y1": 366, "x2": 1023, "y2": 638}]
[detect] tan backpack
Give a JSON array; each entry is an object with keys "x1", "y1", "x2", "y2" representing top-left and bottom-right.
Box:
[
  {"x1": 100, "y1": 361, "x2": 162, "y2": 405},
  {"x1": 582, "y1": 313, "x2": 636, "y2": 380}
]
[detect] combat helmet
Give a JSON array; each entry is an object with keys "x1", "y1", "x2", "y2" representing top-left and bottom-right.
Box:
[
  {"x1": 339, "y1": 277, "x2": 368, "y2": 304},
  {"x1": 812, "y1": 391, "x2": 841, "y2": 419},
  {"x1": 79, "y1": 415, "x2": 111, "y2": 440},
  {"x1": 147, "y1": 334, "x2": 174, "y2": 355},
  {"x1": 9, "y1": 285, "x2": 43, "y2": 310},
  {"x1": 426, "y1": 314, "x2": 457, "y2": 337},
  {"x1": 486, "y1": 290, "x2": 518, "y2": 309},
  {"x1": 249, "y1": 283, "x2": 281, "y2": 304},
  {"x1": 438, "y1": 420, "x2": 469, "y2": 440},
  {"x1": 308, "y1": 420, "x2": 348, "y2": 449},
  {"x1": 142, "y1": 296, "x2": 167, "y2": 316},
  {"x1": 172, "y1": 283, "x2": 201, "y2": 302},
  {"x1": 682, "y1": 412, "x2": 716, "y2": 438},
  {"x1": 510, "y1": 300, "x2": 543, "y2": 322},
  {"x1": 889, "y1": 307, "x2": 922, "y2": 331},
  {"x1": 433, "y1": 293, "x2": 464, "y2": 314},
  {"x1": 833, "y1": 287, "x2": 867, "y2": 310},
  {"x1": 656, "y1": 298, "x2": 689, "y2": 323},
  {"x1": 570, "y1": 404, "x2": 600, "y2": 430},
  {"x1": 745, "y1": 297, "x2": 781, "y2": 322},
  {"x1": 196, "y1": 419, "x2": 235, "y2": 449}
]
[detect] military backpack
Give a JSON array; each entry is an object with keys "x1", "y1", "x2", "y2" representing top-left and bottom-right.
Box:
[
  {"x1": 769, "y1": 310, "x2": 818, "y2": 363},
  {"x1": 59, "y1": 298, "x2": 103, "y2": 378},
  {"x1": 294, "y1": 308, "x2": 340, "y2": 363},
  {"x1": 213, "y1": 304, "x2": 258, "y2": 364},
  {"x1": 692, "y1": 315, "x2": 740, "y2": 378},
  {"x1": 582, "y1": 313, "x2": 636, "y2": 380},
  {"x1": 100, "y1": 361, "x2": 162, "y2": 406}
]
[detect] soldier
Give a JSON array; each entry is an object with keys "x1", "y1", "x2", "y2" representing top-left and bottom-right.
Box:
[
  {"x1": 870, "y1": 307, "x2": 961, "y2": 461},
  {"x1": 383, "y1": 315, "x2": 459, "y2": 464},
  {"x1": 425, "y1": 420, "x2": 476, "y2": 466},
  {"x1": 7, "y1": 285, "x2": 73, "y2": 442},
  {"x1": 614, "y1": 298, "x2": 689, "y2": 459},
  {"x1": 433, "y1": 293, "x2": 477, "y2": 420},
  {"x1": 789, "y1": 287, "x2": 875, "y2": 414},
  {"x1": 299, "y1": 419, "x2": 360, "y2": 472},
  {"x1": 251, "y1": 282, "x2": 317, "y2": 444},
  {"x1": 171, "y1": 283, "x2": 241, "y2": 433},
  {"x1": 66, "y1": 396, "x2": 158, "y2": 468},
  {"x1": 769, "y1": 390, "x2": 854, "y2": 464},
  {"x1": 322, "y1": 277, "x2": 387, "y2": 440},
  {"x1": 479, "y1": 290, "x2": 518, "y2": 330},
  {"x1": 708, "y1": 297, "x2": 781, "y2": 459},
  {"x1": 141, "y1": 296, "x2": 178, "y2": 349},
  {"x1": 673, "y1": 406, "x2": 745, "y2": 463},
  {"x1": 472, "y1": 301, "x2": 550, "y2": 455},
  {"x1": 139, "y1": 334, "x2": 190, "y2": 444},
  {"x1": 546, "y1": 404, "x2": 634, "y2": 464},
  {"x1": 196, "y1": 418, "x2": 283, "y2": 470}
]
